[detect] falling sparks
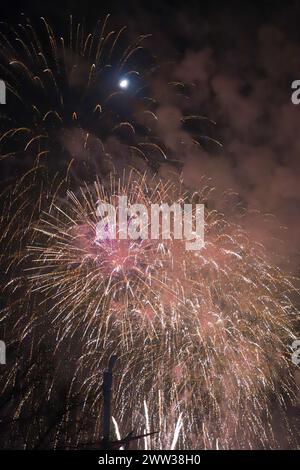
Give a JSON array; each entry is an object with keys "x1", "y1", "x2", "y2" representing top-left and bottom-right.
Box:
[
  {"x1": 1, "y1": 169, "x2": 297, "y2": 449},
  {"x1": 0, "y1": 15, "x2": 298, "y2": 450}
]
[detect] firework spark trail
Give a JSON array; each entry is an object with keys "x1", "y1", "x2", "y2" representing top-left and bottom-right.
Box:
[
  {"x1": 0, "y1": 15, "x2": 154, "y2": 175},
  {"x1": 0, "y1": 15, "x2": 211, "y2": 182},
  {"x1": 1, "y1": 169, "x2": 296, "y2": 449},
  {"x1": 0, "y1": 15, "x2": 218, "y2": 195}
]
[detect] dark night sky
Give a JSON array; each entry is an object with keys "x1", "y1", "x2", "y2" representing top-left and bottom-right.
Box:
[
  {"x1": 1, "y1": 1, "x2": 300, "y2": 261},
  {"x1": 2, "y1": 1, "x2": 300, "y2": 36},
  {"x1": 2, "y1": 1, "x2": 300, "y2": 264}
]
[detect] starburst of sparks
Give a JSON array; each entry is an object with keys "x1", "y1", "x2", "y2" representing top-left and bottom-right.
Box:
[
  {"x1": 0, "y1": 169, "x2": 296, "y2": 449},
  {"x1": 0, "y1": 16, "x2": 298, "y2": 450}
]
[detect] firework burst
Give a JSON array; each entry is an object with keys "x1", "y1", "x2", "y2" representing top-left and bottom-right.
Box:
[
  {"x1": 0, "y1": 15, "x2": 159, "y2": 177},
  {"x1": 0, "y1": 15, "x2": 298, "y2": 452},
  {"x1": 2, "y1": 170, "x2": 294, "y2": 449},
  {"x1": 0, "y1": 15, "x2": 213, "y2": 183}
]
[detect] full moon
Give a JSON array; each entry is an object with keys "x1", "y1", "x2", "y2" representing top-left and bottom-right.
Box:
[{"x1": 119, "y1": 78, "x2": 129, "y2": 89}]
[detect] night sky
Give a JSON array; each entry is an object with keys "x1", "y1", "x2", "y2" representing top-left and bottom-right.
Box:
[{"x1": 1, "y1": 0, "x2": 300, "y2": 259}]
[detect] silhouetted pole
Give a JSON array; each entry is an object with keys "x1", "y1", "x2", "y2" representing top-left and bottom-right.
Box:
[
  {"x1": 100, "y1": 354, "x2": 157, "y2": 450},
  {"x1": 102, "y1": 354, "x2": 117, "y2": 446}
]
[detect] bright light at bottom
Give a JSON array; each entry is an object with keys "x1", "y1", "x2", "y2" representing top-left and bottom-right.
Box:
[{"x1": 119, "y1": 78, "x2": 129, "y2": 89}]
